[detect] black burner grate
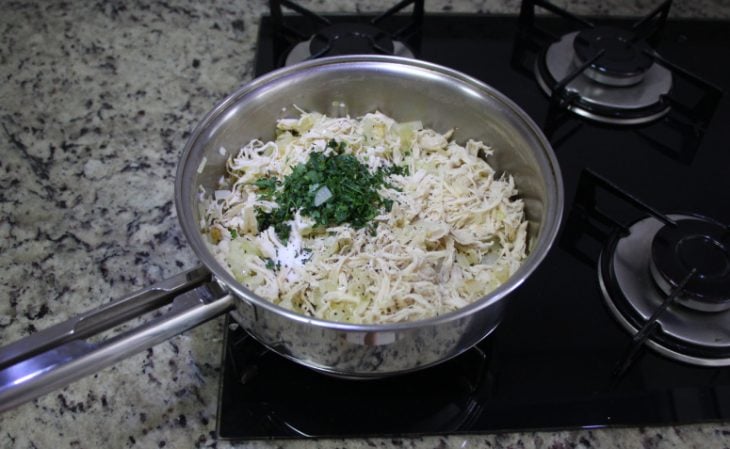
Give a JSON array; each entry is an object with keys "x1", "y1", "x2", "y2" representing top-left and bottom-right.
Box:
[
  {"x1": 309, "y1": 23, "x2": 395, "y2": 58},
  {"x1": 564, "y1": 170, "x2": 730, "y2": 373},
  {"x1": 266, "y1": 0, "x2": 423, "y2": 67},
  {"x1": 513, "y1": 0, "x2": 723, "y2": 151}
]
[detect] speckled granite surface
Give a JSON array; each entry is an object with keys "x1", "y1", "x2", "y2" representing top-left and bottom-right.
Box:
[{"x1": 1, "y1": 1, "x2": 729, "y2": 448}]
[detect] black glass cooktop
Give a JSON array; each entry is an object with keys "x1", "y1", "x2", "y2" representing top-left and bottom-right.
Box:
[{"x1": 217, "y1": 9, "x2": 730, "y2": 440}]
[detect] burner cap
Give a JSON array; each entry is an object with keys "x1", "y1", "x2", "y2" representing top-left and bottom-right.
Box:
[
  {"x1": 309, "y1": 23, "x2": 395, "y2": 58},
  {"x1": 651, "y1": 217, "x2": 730, "y2": 311},
  {"x1": 573, "y1": 27, "x2": 654, "y2": 86}
]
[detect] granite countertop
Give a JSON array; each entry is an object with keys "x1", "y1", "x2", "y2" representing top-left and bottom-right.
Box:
[{"x1": 1, "y1": 1, "x2": 729, "y2": 448}]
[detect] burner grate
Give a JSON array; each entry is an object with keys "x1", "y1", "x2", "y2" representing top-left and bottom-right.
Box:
[
  {"x1": 565, "y1": 170, "x2": 730, "y2": 371},
  {"x1": 267, "y1": 0, "x2": 423, "y2": 67},
  {"x1": 513, "y1": 0, "x2": 723, "y2": 146},
  {"x1": 536, "y1": 30, "x2": 673, "y2": 123},
  {"x1": 309, "y1": 23, "x2": 395, "y2": 58}
]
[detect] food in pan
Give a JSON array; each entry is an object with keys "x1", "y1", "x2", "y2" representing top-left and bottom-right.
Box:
[{"x1": 202, "y1": 109, "x2": 528, "y2": 324}]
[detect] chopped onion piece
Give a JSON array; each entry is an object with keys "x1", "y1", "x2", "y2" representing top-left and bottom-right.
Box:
[
  {"x1": 313, "y1": 186, "x2": 333, "y2": 206},
  {"x1": 214, "y1": 190, "x2": 232, "y2": 201},
  {"x1": 196, "y1": 156, "x2": 207, "y2": 174}
]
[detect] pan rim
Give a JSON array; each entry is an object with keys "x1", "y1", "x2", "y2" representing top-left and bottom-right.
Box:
[{"x1": 174, "y1": 54, "x2": 564, "y2": 332}]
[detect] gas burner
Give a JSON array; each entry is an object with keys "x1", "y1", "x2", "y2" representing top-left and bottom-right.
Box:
[
  {"x1": 599, "y1": 213, "x2": 730, "y2": 367},
  {"x1": 217, "y1": 320, "x2": 492, "y2": 438},
  {"x1": 573, "y1": 27, "x2": 654, "y2": 87},
  {"x1": 312, "y1": 23, "x2": 394, "y2": 57},
  {"x1": 284, "y1": 23, "x2": 415, "y2": 66},
  {"x1": 536, "y1": 29, "x2": 673, "y2": 125},
  {"x1": 651, "y1": 217, "x2": 730, "y2": 312}
]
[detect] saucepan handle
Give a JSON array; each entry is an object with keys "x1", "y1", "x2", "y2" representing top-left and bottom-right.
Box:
[{"x1": 0, "y1": 265, "x2": 236, "y2": 413}]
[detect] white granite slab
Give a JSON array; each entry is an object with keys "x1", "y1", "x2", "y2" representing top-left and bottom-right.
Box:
[{"x1": 1, "y1": 1, "x2": 729, "y2": 448}]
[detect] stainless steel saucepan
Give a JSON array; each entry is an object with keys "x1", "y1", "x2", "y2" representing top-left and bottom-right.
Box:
[{"x1": 0, "y1": 55, "x2": 563, "y2": 413}]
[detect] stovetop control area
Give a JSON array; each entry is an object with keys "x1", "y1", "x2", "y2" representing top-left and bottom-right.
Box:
[{"x1": 218, "y1": 0, "x2": 730, "y2": 440}]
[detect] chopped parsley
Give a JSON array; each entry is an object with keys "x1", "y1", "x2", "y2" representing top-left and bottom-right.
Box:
[
  {"x1": 255, "y1": 145, "x2": 406, "y2": 241},
  {"x1": 327, "y1": 138, "x2": 347, "y2": 154},
  {"x1": 254, "y1": 177, "x2": 279, "y2": 199}
]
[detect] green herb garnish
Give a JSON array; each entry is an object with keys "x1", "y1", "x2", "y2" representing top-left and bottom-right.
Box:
[
  {"x1": 327, "y1": 139, "x2": 347, "y2": 154},
  {"x1": 229, "y1": 228, "x2": 238, "y2": 239},
  {"x1": 254, "y1": 177, "x2": 279, "y2": 199},
  {"x1": 255, "y1": 145, "x2": 405, "y2": 241}
]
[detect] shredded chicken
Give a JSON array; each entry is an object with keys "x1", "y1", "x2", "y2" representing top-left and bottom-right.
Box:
[{"x1": 202, "y1": 109, "x2": 528, "y2": 324}]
